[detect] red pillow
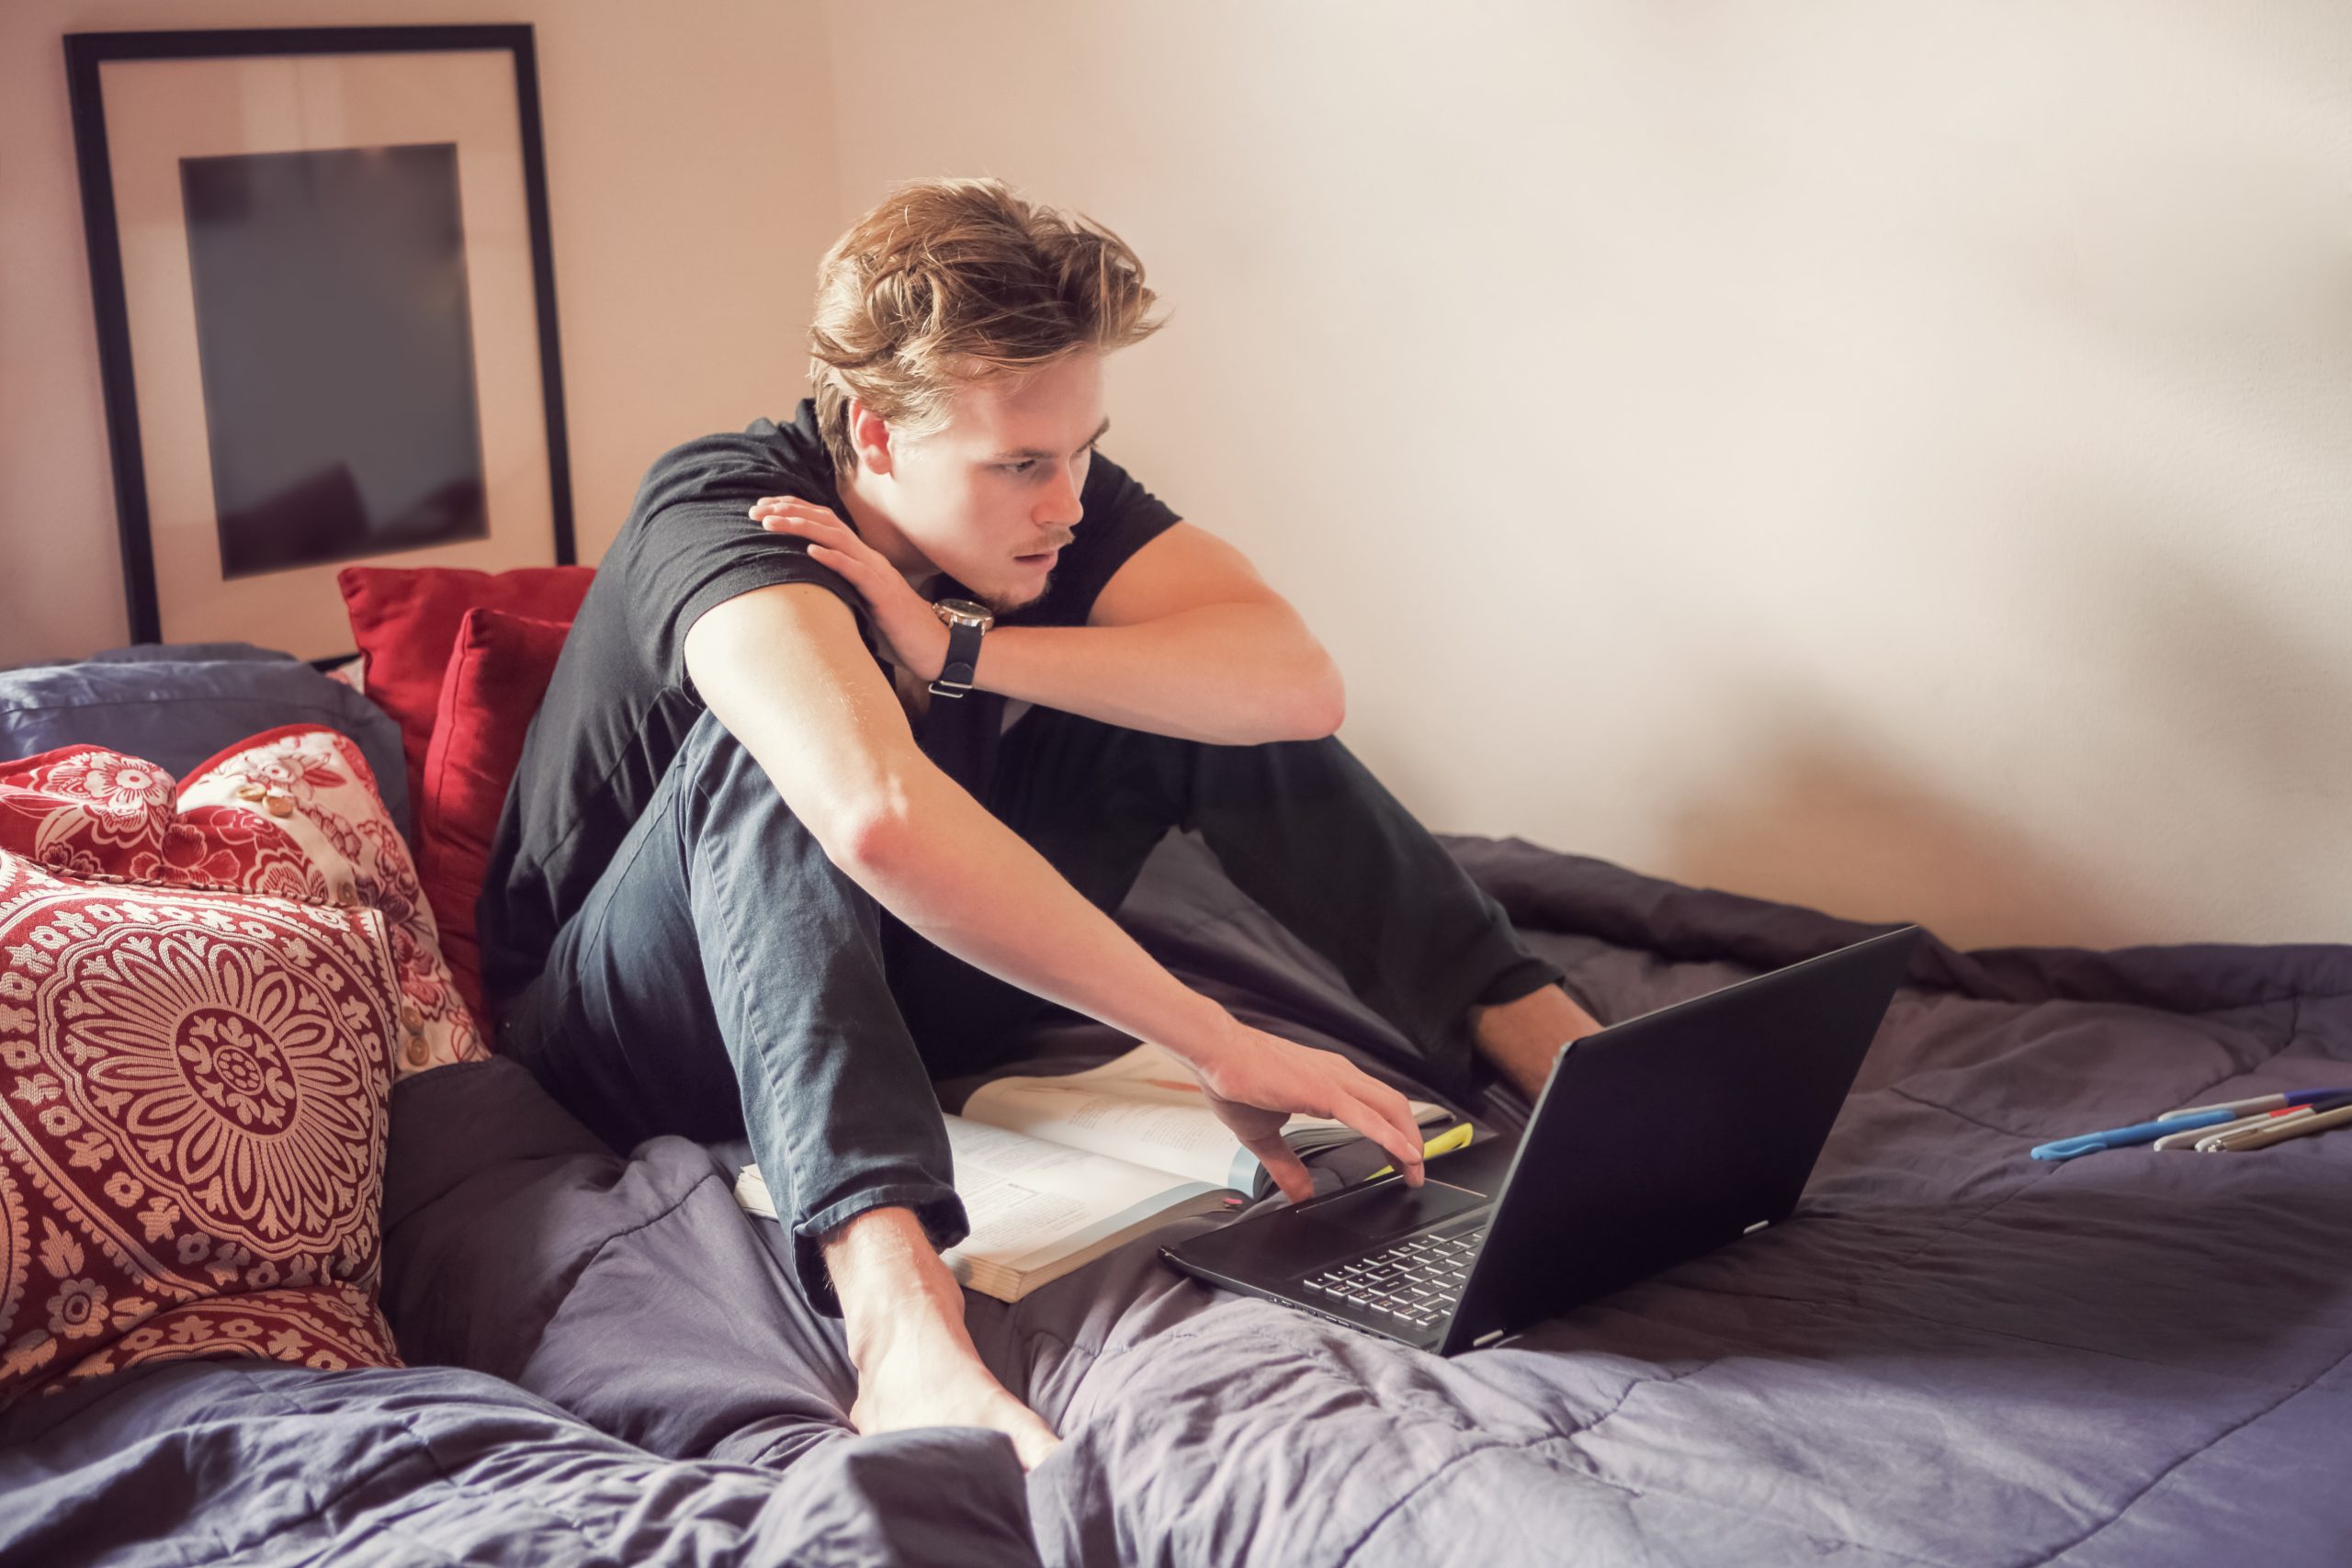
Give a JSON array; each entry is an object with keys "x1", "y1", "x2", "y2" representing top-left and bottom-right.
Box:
[
  {"x1": 0, "y1": 742, "x2": 407, "y2": 1403},
  {"x1": 416, "y1": 609, "x2": 572, "y2": 1021},
  {"x1": 337, "y1": 565, "x2": 594, "y2": 814}
]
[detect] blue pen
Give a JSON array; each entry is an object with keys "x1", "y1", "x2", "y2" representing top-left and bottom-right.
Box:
[
  {"x1": 2157, "y1": 1089, "x2": 2352, "y2": 1122},
  {"x1": 2031, "y1": 1108, "x2": 2245, "y2": 1161}
]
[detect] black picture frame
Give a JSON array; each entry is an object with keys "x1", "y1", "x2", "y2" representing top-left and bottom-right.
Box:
[{"x1": 64, "y1": 26, "x2": 576, "y2": 656}]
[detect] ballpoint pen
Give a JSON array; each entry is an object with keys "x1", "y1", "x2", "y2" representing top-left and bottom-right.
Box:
[
  {"x1": 2031, "y1": 1108, "x2": 2245, "y2": 1161},
  {"x1": 1368, "y1": 1122, "x2": 1476, "y2": 1180},
  {"x1": 2202, "y1": 1100, "x2": 2352, "y2": 1152},
  {"x1": 2153, "y1": 1108, "x2": 2296, "y2": 1151},
  {"x1": 2191, "y1": 1093, "x2": 2352, "y2": 1151},
  {"x1": 2191, "y1": 1106, "x2": 2319, "y2": 1151}
]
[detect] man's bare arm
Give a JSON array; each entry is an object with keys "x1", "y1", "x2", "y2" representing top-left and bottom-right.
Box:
[
  {"x1": 977, "y1": 526, "x2": 1344, "y2": 743},
  {"x1": 681, "y1": 581, "x2": 1425, "y2": 1194},
  {"x1": 749, "y1": 507, "x2": 1345, "y2": 745},
  {"x1": 971, "y1": 607, "x2": 1335, "y2": 744}
]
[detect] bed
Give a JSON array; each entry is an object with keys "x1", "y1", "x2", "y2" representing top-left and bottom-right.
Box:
[{"x1": 2, "y1": 644, "x2": 2346, "y2": 1568}]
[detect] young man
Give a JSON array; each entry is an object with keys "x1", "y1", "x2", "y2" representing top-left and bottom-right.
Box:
[{"x1": 480, "y1": 178, "x2": 1599, "y2": 1469}]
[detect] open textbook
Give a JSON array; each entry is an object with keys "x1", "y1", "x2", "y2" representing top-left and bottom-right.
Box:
[{"x1": 734, "y1": 1041, "x2": 1453, "y2": 1303}]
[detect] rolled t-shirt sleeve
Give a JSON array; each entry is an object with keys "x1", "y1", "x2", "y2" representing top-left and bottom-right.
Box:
[
  {"x1": 662, "y1": 508, "x2": 872, "y2": 679},
  {"x1": 616, "y1": 433, "x2": 875, "y2": 687}
]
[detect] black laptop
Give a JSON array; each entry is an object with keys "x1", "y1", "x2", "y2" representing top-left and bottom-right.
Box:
[{"x1": 1161, "y1": 925, "x2": 1923, "y2": 1355}]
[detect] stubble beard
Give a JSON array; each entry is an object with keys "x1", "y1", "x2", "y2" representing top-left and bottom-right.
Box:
[{"x1": 978, "y1": 566, "x2": 1053, "y2": 619}]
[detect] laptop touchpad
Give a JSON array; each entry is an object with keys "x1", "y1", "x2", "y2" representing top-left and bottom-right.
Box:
[{"x1": 1320, "y1": 1179, "x2": 1488, "y2": 1240}]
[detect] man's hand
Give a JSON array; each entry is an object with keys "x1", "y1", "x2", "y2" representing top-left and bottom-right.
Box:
[
  {"x1": 1182, "y1": 1018, "x2": 1428, "y2": 1204},
  {"x1": 751, "y1": 497, "x2": 949, "y2": 680}
]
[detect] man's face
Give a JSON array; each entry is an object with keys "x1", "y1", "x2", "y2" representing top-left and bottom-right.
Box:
[{"x1": 865, "y1": 352, "x2": 1107, "y2": 615}]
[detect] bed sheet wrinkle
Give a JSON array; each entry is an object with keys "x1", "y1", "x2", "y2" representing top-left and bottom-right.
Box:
[
  {"x1": 1329, "y1": 1438, "x2": 1527, "y2": 1568},
  {"x1": 1883, "y1": 1082, "x2": 2030, "y2": 1136},
  {"x1": 2035, "y1": 1350, "x2": 2352, "y2": 1567},
  {"x1": 1587, "y1": 1448, "x2": 1981, "y2": 1568},
  {"x1": 2022, "y1": 1356, "x2": 2324, "y2": 1568},
  {"x1": 1551, "y1": 1350, "x2": 1732, "y2": 1448}
]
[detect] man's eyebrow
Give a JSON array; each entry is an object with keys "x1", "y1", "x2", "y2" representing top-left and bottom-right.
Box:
[{"x1": 986, "y1": 417, "x2": 1112, "y2": 462}]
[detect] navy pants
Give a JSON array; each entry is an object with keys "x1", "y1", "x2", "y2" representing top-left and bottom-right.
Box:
[{"x1": 498, "y1": 705, "x2": 1562, "y2": 1312}]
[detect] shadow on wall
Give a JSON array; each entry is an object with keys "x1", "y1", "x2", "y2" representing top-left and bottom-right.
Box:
[
  {"x1": 1661, "y1": 512, "x2": 2352, "y2": 951},
  {"x1": 1660, "y1": 728, "x2": 2137, "y2": 953},
  {"x1": 2072, "y1": 515, "x2": 2351, "y2": 849}
]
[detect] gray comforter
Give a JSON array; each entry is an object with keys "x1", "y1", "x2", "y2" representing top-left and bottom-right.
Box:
[{"x1": 5, "y1": 829, "x2": 2346, "y2": 1566}]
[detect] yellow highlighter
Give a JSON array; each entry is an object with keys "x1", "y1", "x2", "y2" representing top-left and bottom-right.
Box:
[{"x1": 1368, "y1": 1122, "x2": 1476, "y2": 1180}]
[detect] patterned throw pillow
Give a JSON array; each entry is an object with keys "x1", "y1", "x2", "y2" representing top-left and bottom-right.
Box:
[
  {"x1": 177, "y1": 725, "x2": 487, "y2": 1067},
  {"x1": 0, "y1": 728, "x2": 471, "y2": 1403}
]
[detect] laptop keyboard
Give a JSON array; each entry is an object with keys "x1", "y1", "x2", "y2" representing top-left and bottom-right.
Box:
[{"x1": 1300, "y1": 1224, "x2": 1484, "y2": 1333}]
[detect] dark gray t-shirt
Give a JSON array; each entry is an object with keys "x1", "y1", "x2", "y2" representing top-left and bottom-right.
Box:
[{"x1": 479, "y1": 399, "x2": 1180, "y2": 1005}]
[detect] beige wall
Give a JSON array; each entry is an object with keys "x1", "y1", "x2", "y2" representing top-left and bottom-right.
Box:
[
  {"x1": 1, "y1": 0, "x2": 840, "y2": 661},
  {"x1": 821, "y1": 1, "x2": 2352, "y2": 950},
  {"x1": 10, "y1": 3, "x2": 2350, "y2": 949}
]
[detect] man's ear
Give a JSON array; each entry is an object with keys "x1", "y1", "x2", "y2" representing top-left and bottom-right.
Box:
[{"x1": 847, "y1": 398, "x2": 895, "y2": 478}]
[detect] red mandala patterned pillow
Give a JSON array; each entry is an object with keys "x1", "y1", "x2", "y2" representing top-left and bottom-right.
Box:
[
  {"x1": 176, "y1": 725, "x2": 488, "y2": 1071},
  {"x1": 0, "y1": 735, "x2": 434, "y2": 1404}
]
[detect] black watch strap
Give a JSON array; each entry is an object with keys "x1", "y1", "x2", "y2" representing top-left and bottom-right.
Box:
[{"x1": 928, "y1": 616, "x2": 985, "y2": 698}]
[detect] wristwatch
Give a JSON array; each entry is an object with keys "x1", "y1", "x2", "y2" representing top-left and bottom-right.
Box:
[{"x1": 928, "y1": 597, "x2": 994, "y2": 698}]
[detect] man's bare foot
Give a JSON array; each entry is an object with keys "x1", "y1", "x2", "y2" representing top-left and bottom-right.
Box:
[
  {"x1": 1469, "y1": 983, "x2": 1602, "y2": 1100},
  {"x1": 826, "y1": 1205, "x2": 1061, "y2": 1472}
]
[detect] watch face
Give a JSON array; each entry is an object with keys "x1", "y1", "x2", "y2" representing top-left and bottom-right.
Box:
[{"x1": 935, "y1": 597, "x2": 994, "y2": 630}]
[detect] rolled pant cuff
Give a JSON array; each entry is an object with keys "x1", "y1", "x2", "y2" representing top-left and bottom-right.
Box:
[
  {"x1": 791, "y1": 1182, "x2": 971, "y2": 1317},
  {"x1": 1419, "y1": 952, "x2": 1571, "y2": 1098},
  {"x1": 1474, "y1": 955, "x2": 1569, "y2": 1010}
]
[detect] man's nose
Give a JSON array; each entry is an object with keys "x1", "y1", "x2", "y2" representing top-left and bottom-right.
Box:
[{"x1": 1038, "y1": 460, "x2": 1085, "y2": 525}]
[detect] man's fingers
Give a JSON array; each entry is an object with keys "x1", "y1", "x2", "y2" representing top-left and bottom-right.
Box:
[
  {"x1": 764, "y1": 512, "x2": 878, "y2": 570},
  {"x1": 751, "y1": 498, "x2": 847, "y2": 529},
  {"x1": 1362, "y1": 1076, "x2": 1420, "y2": 1152},
  {"x1": 1336, "y1": 1069, "x2": 1424, "y2": 1183},
  {"x1": 758, "y1": 511, "x2": 848, "y2": 537},
  {"x1": 1247, "y1": 1135, "x2": 1315, "y2": 1205},
  {"x1": 1336, "y1": 1092, "x2": 1424, "y2": 1187}
]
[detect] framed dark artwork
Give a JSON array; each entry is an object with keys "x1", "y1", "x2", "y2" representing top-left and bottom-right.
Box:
[{"x1": 65, "y1": 27, "x2": 575, "y2": 660}]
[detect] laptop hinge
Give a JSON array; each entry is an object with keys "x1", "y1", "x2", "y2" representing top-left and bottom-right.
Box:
[{"x1": 1473, "y1": 1328, "x2": 1504, "y2": 1348}]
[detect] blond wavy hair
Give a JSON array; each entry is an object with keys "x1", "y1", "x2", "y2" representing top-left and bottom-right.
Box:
[{"x1": 808, "y1": 177, "x2": 1162, "y2": 479}]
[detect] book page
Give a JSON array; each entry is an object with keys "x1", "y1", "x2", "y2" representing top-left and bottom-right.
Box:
[
  {"x1": 962, "y1": 1043, "x2": 1260, "y2": 1187},
  {"x1": 961, "y1": 1041, "x2": 1450, "y2": 1190},
  {"x1": 937, "y1": 1114, "x2": 1215, "y2": 1271},
  {"x1": 735, "y1": 1112, "x2": 1228, "y2": 1299}
]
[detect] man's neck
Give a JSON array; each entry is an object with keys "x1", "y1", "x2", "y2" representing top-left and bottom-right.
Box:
[{"x1": 835, "y1": 462, "x2": 942, "y2": 599}]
